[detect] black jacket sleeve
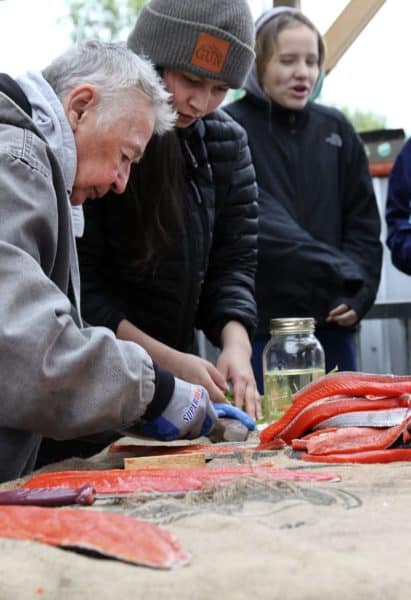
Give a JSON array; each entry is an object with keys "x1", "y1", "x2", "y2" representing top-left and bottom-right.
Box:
[
  {"x1": 338, "y1": 125, "x2": 382, "y2": 318},
  {"x1": 386, "y1": 137, "x2": 411, "y2": 275},
  {"x1": 255, "y1": 187, "x2": 364, "y2": 330}
]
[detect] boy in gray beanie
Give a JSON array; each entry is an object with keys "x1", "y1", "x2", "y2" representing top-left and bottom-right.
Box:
[
  {"x1": 76, "y1": 0, "x2": 261, "y2": 453},
  {"x1": 127, "y1": 0, "x2": 255, "y2": 89}
]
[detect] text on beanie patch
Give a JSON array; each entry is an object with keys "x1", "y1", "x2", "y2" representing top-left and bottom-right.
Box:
[{"x1": 190, "y1": 32, "x2": 230, "y2": 74}]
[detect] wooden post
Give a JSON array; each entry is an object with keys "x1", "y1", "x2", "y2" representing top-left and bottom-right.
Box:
[
  {"x1": 273, "y1": 0, "x2": 301, "y2": 7},
  {"x1": 323, "y1": 0, "x2": 386, "y2": 74}
]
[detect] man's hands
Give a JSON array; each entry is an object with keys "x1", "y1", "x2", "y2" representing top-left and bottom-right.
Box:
[
  {"x1": 213, "y1": 403, "x2": 255, "y2": 430},
  {"x1": 140, "y1": 378, "x2": 218, "y2": 441}
]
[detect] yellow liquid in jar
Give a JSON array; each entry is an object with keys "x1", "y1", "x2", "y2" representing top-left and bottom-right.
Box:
[{"x1": 261, "y1": 368, "x2": 325, "y2": 423}]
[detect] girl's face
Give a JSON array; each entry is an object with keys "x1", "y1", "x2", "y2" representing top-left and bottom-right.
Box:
[
  {"x1": 261, "y1": 24, "x2": 320, "y2": 110},
  {"x1": 163, "y1": 69, "x2": 229, "y2": 128}
]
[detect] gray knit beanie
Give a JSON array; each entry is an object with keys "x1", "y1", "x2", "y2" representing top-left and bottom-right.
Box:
[{"x1": 127, "y1": 0, "x2": 255, "y2": 89}]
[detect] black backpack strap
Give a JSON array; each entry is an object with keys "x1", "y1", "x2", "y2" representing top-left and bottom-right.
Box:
[{"x1": 0, "y1": 73, "x2": 32, "y2": 117}]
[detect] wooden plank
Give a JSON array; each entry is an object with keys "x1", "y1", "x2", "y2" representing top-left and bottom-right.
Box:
[
  {"x1": 124, "y1": 452, "x2": 206, "y2": 470},
  {"x1": 323, "y1": 0, "x2": 386, "y2": 74}
]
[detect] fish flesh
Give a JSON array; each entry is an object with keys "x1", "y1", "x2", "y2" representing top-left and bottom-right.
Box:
[
  {"x1": 0, "y1": 505, "x2": 189, "y2": 569},
  {"x1": 297, "y1": 413, "x2": 411, "y2": 455},
  {"x1": 291, "y1": 428, "x2": 338, "y2": 451},
  {"x1": 23, "y1": 464, "x2": 340, "y2": 494},
  {"x1": 260, "y1": 372, "x2": 411, "y2": 444}
]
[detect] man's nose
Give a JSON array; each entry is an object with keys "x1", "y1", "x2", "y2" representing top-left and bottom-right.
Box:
[{"x1": 111, "y1": 163, "x2": 130, "y2": 194}]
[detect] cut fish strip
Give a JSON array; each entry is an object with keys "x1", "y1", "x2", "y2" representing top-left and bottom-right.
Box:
[
  {"x1": 24, "y1": 464, "x2": 340, "y2": 494},
  {"x1": 0, "y1": 505, "x2": 189, "y2": 569},
  {"x1": 299, "y1": 448, "x2": 411, "y2": 464}
]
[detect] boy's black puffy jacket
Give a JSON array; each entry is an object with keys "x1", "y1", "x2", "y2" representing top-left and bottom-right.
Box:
[
  {"x1": 77, "y1": 109, "x2": 258, "y2": 350},
  {"x1": 225, "y1": 92, "x2": 382, "y2": 336}
]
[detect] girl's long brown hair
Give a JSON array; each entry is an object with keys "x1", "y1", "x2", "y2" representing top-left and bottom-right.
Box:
[{"x1": 120, "y1": 128, "x2": 185, "y2": 268}]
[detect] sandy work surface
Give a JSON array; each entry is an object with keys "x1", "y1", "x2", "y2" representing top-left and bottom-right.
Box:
[{"x1": 1, "y1": 434, "x2": 410, "y2": 600}]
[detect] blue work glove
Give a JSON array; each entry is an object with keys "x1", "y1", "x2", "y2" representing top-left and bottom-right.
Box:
[
  {"x1": 140, "y1": 378, "x2": 218, "y2": 442},
  {"x1": 213, "y1": 403, "x2": 255, "y2": 431}
]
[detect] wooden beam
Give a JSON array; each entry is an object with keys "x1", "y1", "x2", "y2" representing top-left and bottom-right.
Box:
[
  {"x1": 273, "y1": 0, "x2": 301, "y2": 7},
  {"x1": 323, "y1": 0, "x2": 385, "y2": 74}
]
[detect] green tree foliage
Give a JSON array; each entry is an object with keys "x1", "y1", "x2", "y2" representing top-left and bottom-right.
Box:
[
  {"x1": 65, "y1": 0, "x2": 145, "y2": 42},
  {"x1": 336, "y1": 105, "x2": 387, "y2": 132}
]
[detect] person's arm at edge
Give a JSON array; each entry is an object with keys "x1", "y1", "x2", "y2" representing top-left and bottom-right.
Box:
[
  {"x1": 216, "y1": 320, "x2": 261, "y2": 420},
  {"x1": 386, "y1": 137, "x2": 411, "y2": 275}
]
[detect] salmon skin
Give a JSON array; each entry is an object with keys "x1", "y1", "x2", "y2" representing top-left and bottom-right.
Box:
[
  {"x1": 313, "y1": 408, "x2": 408, "y2": 430},
  {"x1": 23, "y1": 464, "x2": 340, "y2": 494},
  {"x1": 0, "y1": 505, "x2": 189, "y2": 569},
  {"x1": 260, "y1": 372, "x2": 411, "y2": 444}
]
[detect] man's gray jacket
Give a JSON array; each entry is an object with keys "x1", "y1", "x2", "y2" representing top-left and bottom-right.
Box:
[{"x1": 0, "y1": 91, "x2": 159, "y2": 482}]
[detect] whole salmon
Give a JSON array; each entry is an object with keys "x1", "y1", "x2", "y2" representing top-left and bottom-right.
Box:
[{"x1": 260, "y1": 372, "x2": 411, "y2": 444}]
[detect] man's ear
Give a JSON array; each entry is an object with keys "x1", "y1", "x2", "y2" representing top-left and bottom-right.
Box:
[{"x1": 64, "y1": 85, "x2": 98, "y2": 131}]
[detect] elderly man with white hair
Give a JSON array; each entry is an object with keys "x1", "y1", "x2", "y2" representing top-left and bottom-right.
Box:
[{"x1": 0, "y1": 40, "x2": 218, "y2": 483}]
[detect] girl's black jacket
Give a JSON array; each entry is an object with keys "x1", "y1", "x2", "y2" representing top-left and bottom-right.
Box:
[
  {"x1": 225, "y1": 92, "x2": 382, "y2": 336},
  {"x1": 77, "y1": 109, "x2": 258, "y2": 351}
]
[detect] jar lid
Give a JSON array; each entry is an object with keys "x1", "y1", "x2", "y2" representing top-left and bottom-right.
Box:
[{"x1": 269, "y1": 317, "x2": 315, "y2": 334}]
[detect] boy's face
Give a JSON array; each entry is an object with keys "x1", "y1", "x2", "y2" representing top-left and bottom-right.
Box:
[{"x1": 163, "y1": 69, "x2": 229, "y2": 128}]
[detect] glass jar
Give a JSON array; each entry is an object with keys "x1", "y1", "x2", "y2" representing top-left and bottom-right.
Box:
[{"x1": 261, "y1": 317, "x2": 325, "y2": 423}]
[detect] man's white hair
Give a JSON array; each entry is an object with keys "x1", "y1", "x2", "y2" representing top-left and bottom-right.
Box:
[{"x1": 42, "y1": 40, "x2": 175, "y2": 135}]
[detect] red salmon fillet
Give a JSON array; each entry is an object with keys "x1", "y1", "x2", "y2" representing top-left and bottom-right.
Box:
[
  {"x1": 23, "y1": 464, "x2": 340, "y2": 493},
  {"x1": 301, "y1": 414, "x2": 411, "y2": 455},
  {"x1": 0, "y1": 505, "x2": 189, "y2": 569}
]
